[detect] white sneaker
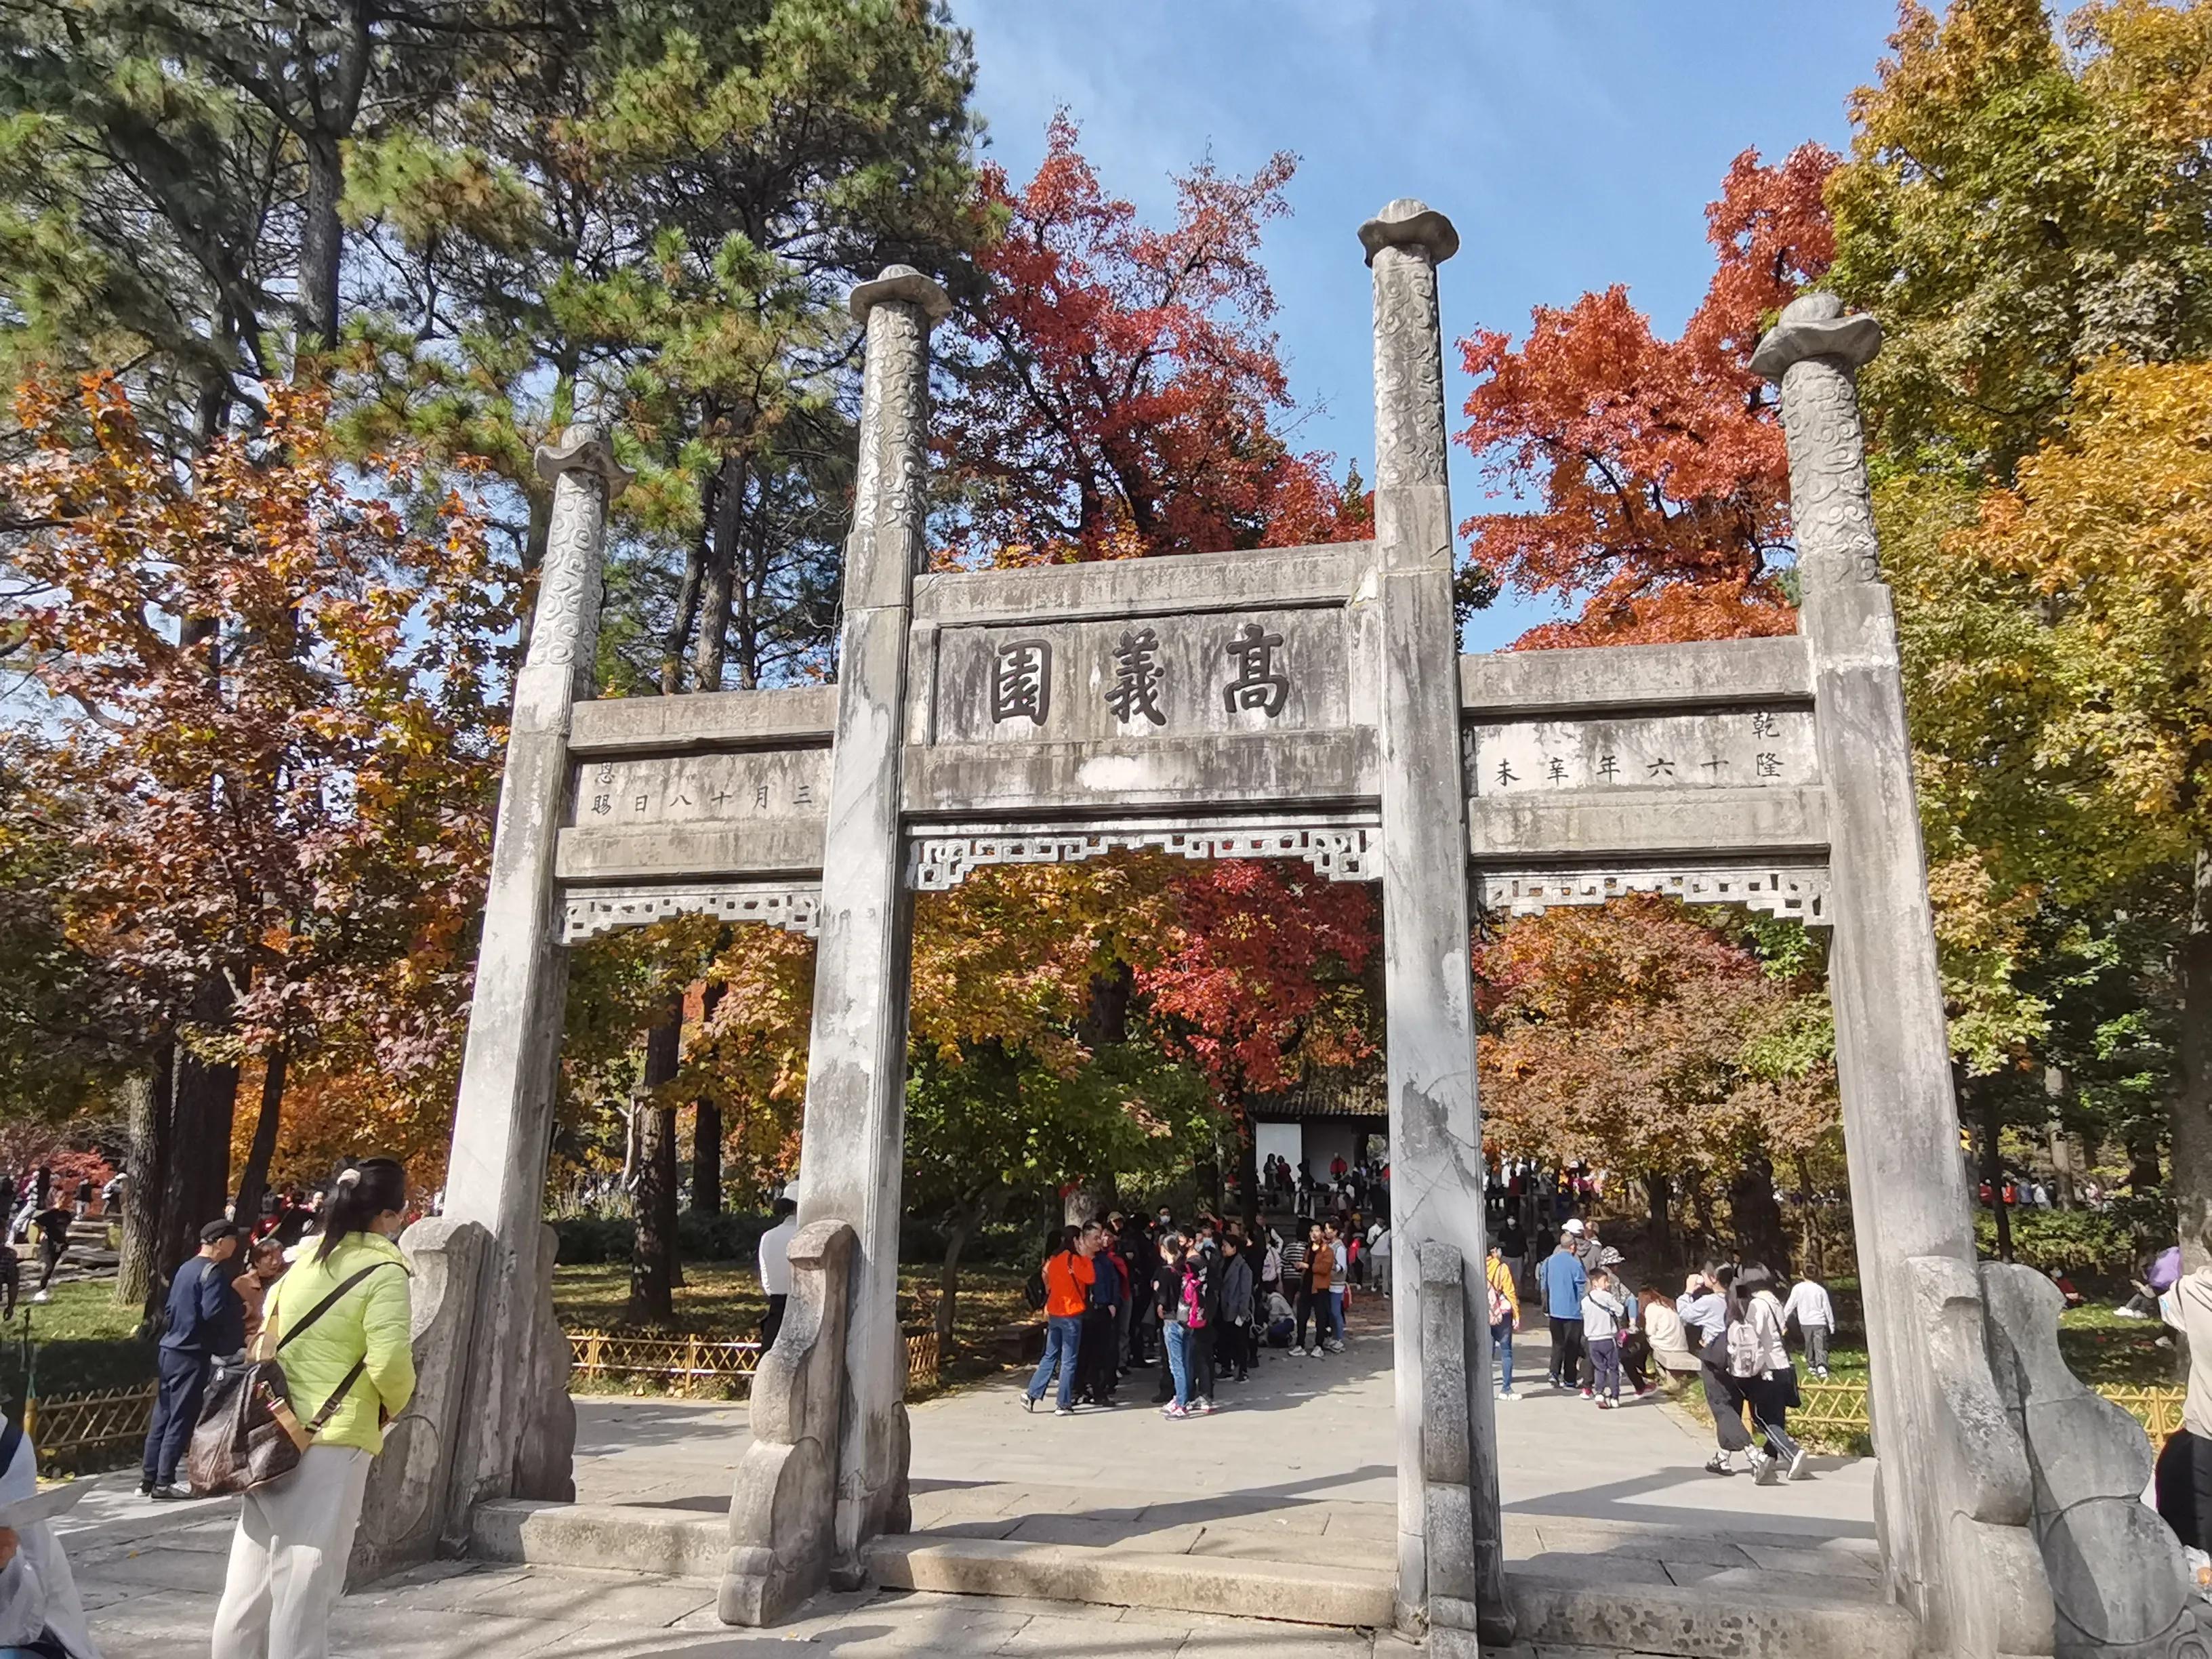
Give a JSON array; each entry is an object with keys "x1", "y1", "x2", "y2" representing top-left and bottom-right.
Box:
[
  {"x1": 1751, "y1": 1450, "x2": 1780, "y2": 1486},
  {"x1": 1496, "y1": 1390, "x2": 1517, "y2": 1401},
  {"x1": 30, "y1": 1290, "x2": 48, "y2": 1304}
]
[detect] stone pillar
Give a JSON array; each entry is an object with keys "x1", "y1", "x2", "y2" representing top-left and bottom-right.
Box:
[
  {"x1": 440, "y1": 424, "x2": 628, "y2": 1532},
  {"x1": 1362, "y1": 199, "x2": 1509, "y2": 1645},
  {"x1": 794, "y1": 265, "x2": 948, "y2": 1580},
  {"x1": 1755, "y1": 296, "x2": 2051, "y2": 1658}
]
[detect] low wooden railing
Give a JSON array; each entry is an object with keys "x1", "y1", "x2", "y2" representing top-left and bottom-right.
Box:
[
  {"x1": 1793, "y1": 1378, "x2": 2185, "y2": 1442},
  {"x1": 24, "y1": 1384, "x2": 157, "y2": 1475},
  {"x1": 565, "y1": 1328, "x2": 941, "y2": 1393}
]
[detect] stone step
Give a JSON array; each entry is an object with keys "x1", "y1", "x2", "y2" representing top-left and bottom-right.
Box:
[
  {"x1": 1506, "y1": 1570, "x2": 1917, "y2": 1659},
  {"x1": 470, "y1": 1498, "x2": 724, "y2": 1581},
  {"x1": 863, "y1": 1532, "x2": 1397, "y2": 1629}
]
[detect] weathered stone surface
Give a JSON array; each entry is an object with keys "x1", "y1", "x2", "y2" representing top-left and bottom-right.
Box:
[
  {"x1": 1505, "y1": 1571, "x2": 1918, "y2": 1659},
  {"x1": 472, "y1": 1498, "x2": 722, "y2": 1580},
  {"x1": 1983, "y1": 1263, "x2": 2211, "y2": 1658},
  {"x1": 565, "y1": 683, "x2": 835, "y2": 754},
  {"x1": 1467, "y1": 783, "x2": 1828, "y2": 861},
  {"x1": 789, "y1": 268, "x2": 945, "y2": 1586},
  {"x1": 1759, "y1": 293, "x2": 2051, "y2": 1659},
  {"x1": 439, "y1": 424, "x2": 621, "y2": 1546},
  {"x1": 512, "y1": 1221, "x2": 576, "y2": 1503},
  {"x1": 863, "y1": 1535, "x2": 1395, "y2": 1629},
  {"x1": 720, "y1": 1218, "x2": 856, "y2": 1624},
  {"x1": 347, "y1": 1216, "x2": 489, "y2": 1588},
  {"x1": 1365, "y1": 198, "x2": 1508, "y2": 1645},
  {"x1": 914, "y1": 539, "x2": 1370, "y2": 626},
  {"x1": 1458, "y1": 634, "x2": 1812, "y2": 715}
]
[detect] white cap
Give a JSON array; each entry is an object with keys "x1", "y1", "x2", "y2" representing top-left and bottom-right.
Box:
[{"x1": 1563, "y1": 1218, "x2": 1585, "y2": 1235}]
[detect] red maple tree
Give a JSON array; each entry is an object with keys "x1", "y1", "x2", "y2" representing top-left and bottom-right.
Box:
[
  {"x1": 937, "y1": 112, "x2": 1368, "y2": 566},
  {"x1": 1455, "y1": 146, "x2": 1837, "y2": 648}
]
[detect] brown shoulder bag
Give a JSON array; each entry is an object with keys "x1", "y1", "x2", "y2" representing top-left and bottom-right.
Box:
[{"x1": 184, "y1": 1261, "x2": 390, "y2": 1497}]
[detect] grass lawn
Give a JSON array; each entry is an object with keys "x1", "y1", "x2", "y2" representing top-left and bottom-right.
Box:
[
  {"x1": 11, "y1": 1282, "x2": 143, "y2": 1347},
  {"x1": 551, "y1": 1261, "x2": 1037, "y2": 1398}
]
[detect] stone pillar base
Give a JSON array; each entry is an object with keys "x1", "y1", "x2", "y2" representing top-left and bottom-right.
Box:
[{"x1": 721, "y1": 1220, "x2": 857, "y2": 1625}]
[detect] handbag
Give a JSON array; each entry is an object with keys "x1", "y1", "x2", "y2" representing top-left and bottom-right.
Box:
[{"x1": 185, "y1": 1261, "x2": 392, "y2": 1498}]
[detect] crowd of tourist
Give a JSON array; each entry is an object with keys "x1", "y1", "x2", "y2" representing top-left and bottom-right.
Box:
[
  {"x1": 1019, "y1": 1204, "x2": 1392, "y2": 1420},
  {"x1": 1485, "y1": 1206, "x2": 1837, "y2": 1486}
]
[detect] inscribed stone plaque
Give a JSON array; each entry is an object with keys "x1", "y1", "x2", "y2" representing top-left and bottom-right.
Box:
[
  {"x1": 569, "y1": 749, "x2": 831, "y2": 827},
  {"x1": 930, "y1": 608, "x2": 1350, "y2": 746},
  {"x1": 1462, "y1": 708, "x2": 1817, "y2": 796}
]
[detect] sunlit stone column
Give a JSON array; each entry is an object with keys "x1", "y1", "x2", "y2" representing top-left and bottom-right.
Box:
[
  {"x1": 1364, "y1": 199, "x2": 1509, "y2": 1649},
  {"x1": 795, "y1": 265, "x2": 949, "y2": 1580},
  {"x1": 1757, "y1": 295, "x2": 2051, "y2": 1659},
  {"x1": 441, "y1": 425, "x2": 630, "y2": 1528}
]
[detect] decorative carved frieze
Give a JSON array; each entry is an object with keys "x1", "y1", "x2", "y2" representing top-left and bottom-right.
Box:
[
  {"x1": 908, "y1": 818, "x2": 1380, "y2": 892},
  {"x1": 1475, "y1": 865, "x2": 1830, "y2": 924},
  {"x1": 560, "y1": 883, "x2": 822, "y2": 945}
]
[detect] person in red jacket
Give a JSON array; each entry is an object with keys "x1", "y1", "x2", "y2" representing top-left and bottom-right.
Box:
[{"x1": 1023, "y1": 1227, "x2": 1094, "y2": 1416}]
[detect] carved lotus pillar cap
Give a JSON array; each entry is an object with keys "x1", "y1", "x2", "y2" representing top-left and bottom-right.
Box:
[
  {"x1": 533, "y1": 422, "x2": 634, "y2": 499},
  {"x1": 849, "y1": 264, "x2": 952, "y2": 324},
  {"x1": 1750, "y1": 291, "x2": 1883, "y2": 382},
  {"x1": 1358, "y1": 198, "x2": 1460, "y2": 267}
]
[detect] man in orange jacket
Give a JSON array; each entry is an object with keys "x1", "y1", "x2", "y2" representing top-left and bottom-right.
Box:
[{"x1": 1024, "y1": 1225, "x2": 1095, "y2": 1416}]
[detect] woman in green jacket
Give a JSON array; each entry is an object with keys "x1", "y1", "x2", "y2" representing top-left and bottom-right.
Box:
[{"x1": 211, "y1": 1158, "x2": 414, "y2": 1659}]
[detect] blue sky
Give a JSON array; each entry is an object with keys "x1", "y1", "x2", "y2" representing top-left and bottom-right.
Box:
[{"x1": 956, "y1": 0, "x2": 1902, "y2": 649}]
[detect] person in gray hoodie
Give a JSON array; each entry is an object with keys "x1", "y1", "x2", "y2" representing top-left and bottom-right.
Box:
[{"x1": 1218, "y1": 1235, "x2": 1255, "y2": 1382}]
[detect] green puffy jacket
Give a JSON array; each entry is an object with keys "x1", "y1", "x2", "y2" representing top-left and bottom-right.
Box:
[{"x1": 267, "y1": 1231, "x2": 414, "y2": 1456}]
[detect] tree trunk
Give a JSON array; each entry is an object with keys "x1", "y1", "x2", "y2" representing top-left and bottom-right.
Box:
[
  {"x1": 298, "y1": 134, "x2": 346, "y2": 354},
  {"x1": 1726, "y1": 1153, "x2": 1789, "y2": 1271},
  {"x1": 659, "y1": 472, "x2": 715, "y2": 694},
  {"x1": 232, "y1": 1041, "x2": 287, "y2": 1228},
  {"x1": 1232, "y1": 1093, "x2": 1261, "y2": 1238},
  {"x1": 690, "y1": 982, "x2": 726, "y2": 1214},
  {"x1": 693, "y1": 453, "x2": 747, "y2": 694},
  {"x1": 692, "y1": 1104, "x2": 723, "y2": 1216},
  {"x1": 937, "y1": 1206, "x2": 972, "y2": 1349},
  {"x1": 294, "y1": 0, "x2": 369, "y2": 357},
  {"x1": 629, "y1": 1011, "x2": 683, "y2": 1320},
  {"x1": 115, "y1": 1050, "x2": 171, "y2": 1315},
  {"x1": 1973, "y1": 1075, "x2": 2014, "y2": 1264},
  {"x1": 1791, "y1": 1154, "x2": 1823, "y2": 1277},
  {"x1": 2173, "y1": 847, "x2": 2212, "y2": 1267},
  {"x1": 1643, "y1": 1171, "x2": 1674, "y2": 1271},
  {"x1": 163, "y1": 975, "x2": 240, "y2": 1274},
  {"x1": 1681, "y1": 1168, "x2": 1715, "y2": 1261}
]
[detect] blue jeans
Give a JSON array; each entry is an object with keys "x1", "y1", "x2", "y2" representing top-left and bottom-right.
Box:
[
  {"x1": 1027, "y1": 1313, "x2": 1082, "y2": 1408},
  {"x1": 1164, "y1": 1320, "x2": 1194, "y2": 1408},
  {"x1": 1492, "y1": 1319, "x2": 1515, "y2": 1393},
  {"x1": 1328, "y1": 1288, "x2": 1346, "y2": 1343}
]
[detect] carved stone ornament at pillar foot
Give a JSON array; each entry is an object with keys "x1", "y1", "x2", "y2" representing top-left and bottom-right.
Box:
[
  {"x1": 1982, "y1": 1263, "x2": 2212, "y2": 1658},
  {"x1": 533, "y1": 422, "x2": 635, "y2": 496},
  {"x1": 1906, "y1": 1254, "x2": 2057, "y2": 1658},
  {"x1": 514, "y1": 1221, "x2": 577, "y2": 1502},
  {"x1": 1357, "y1": 197, "x2": 1461, "y2": 265},
  {"x1": 346, "y1": 1216, "x2": 489, "y2": 1589},
  {"x1": 848, "y1": 264, "x2": 951, "y2": 323},
  {"x1": 720, "y1": 1218, "x2": 856, "y2": 1626}
]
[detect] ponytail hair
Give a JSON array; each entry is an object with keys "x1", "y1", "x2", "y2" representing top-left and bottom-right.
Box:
[{"x1": 316, "y1": 1158, "x2": 407, "y2": 1262}]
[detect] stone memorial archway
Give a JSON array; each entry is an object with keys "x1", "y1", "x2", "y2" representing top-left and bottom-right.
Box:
[{"x1": 363, "y1": 205, "x2": 2083, "y2": 1659}]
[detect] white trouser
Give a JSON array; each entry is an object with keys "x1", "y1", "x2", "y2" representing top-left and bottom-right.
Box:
[{"x1": 210, "y1": 1444, "x2": 371, "y2": 1659}]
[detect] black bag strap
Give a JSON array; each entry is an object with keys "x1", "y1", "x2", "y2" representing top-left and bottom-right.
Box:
[
  {"x1": 0, "y1": 1416, "x2": 23, "y2": 1477},
  {"x1": 304, "y1": 1357, "x2": 369, "y2": 1435},
  {"x1": 274, "y1": 1262, "x2": 390, "y2": 1353}
]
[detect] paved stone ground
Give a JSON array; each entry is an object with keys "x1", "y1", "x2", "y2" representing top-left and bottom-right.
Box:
[{"x1": 43, "y1": 1301, "x2": 1880, "y2": 1655}]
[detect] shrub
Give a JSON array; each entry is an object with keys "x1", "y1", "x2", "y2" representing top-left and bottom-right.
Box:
[
  {"x1": 553, "y1": 1210, "x2": 777, "y2": 1265},
  {"x1": 1975, "y1": 1207, "x2": 2137, "y2": 1276}
]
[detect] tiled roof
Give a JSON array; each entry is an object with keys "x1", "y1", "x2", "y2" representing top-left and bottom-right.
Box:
[{"x1": 1247, "y1": 1066, "x2": 1387, "y2": 1120}]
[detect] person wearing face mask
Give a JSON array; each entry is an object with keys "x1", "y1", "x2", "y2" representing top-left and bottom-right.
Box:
[{"x1": 209, "y1": 1157, "x2": 415, "y2": 1659}]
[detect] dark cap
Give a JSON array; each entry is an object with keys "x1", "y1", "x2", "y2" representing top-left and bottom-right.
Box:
[{"x1": 199, "y1": 1220, "x2": 238, "y2": 1246}]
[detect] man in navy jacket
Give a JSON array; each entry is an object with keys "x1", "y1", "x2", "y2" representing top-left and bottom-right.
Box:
[{"x1": 140, "y1": 1220, "x2": 243, "y2": 1499}]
